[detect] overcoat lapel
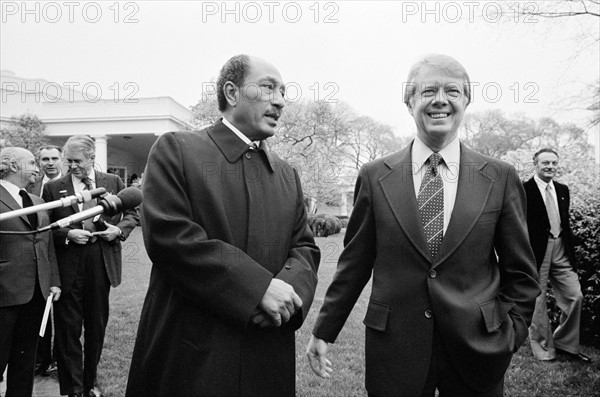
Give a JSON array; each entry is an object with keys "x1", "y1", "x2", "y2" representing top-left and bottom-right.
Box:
[
  {"x1": 379, "y1": 144, "x2": 431, "y2": 265},
  {"x1": 435, "y1": 145, "x2": 494, "y2": 267}
]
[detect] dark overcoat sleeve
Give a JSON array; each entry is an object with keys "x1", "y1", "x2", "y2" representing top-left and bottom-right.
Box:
[{"x1": 141, "y1": 132, "x2": 318, "y2": 328}]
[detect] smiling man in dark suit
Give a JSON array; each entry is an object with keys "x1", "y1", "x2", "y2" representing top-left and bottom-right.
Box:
[
  {"x1": 525, "y1": 148, "x2": 590, "y2": 363},
  {"x1": 306, "y1": 54, "x2": 540, "y2": 397},
  {"x1": 0, "y1": 147, "x2": 61, "y2": 397},
  {"x1": 43, "y1": 135, "x2": 139, "y2": 397}
]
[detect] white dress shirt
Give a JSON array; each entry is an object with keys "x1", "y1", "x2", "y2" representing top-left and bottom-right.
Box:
[
  {"x1": 0, "y1": 180, "x2": 26, "y2": 207},
  {"x1": 72, "y1": 171, "x2": 96, "y2": 211},
  {"x1": 534, "y1": 174, "x2": 560, "y2": 213},
  {"x1": 222, "y1": 117, "x2": 261, "y2": 147},
  {"x1": 411, "y1": 136, "x2": 460, "y2": 234}
]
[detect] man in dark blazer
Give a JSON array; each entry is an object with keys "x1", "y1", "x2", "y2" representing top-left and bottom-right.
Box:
[
  {"x1": 0, "y1": 147, "x2": 61, "y2": 396},
  {"x1": 27, "y1": 144, "x2": 63, "y2": 377},
  {"x1": 306, "y1": 54, "x2": 540, "y2": 396},
  {"x1": 43, "y1": 135, "x2": 139, "y2": 397},
  {"x1": 525, "y1": 148, "x2": 590, "y2": 363},
  {"x1": 126, "y1": 55, "x2": 320, "y2": 397},
  {"x1": 28, "y1": 145, "x2": 63, "y2": 198}
]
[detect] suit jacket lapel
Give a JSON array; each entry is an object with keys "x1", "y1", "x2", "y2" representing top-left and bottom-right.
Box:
[
  {"x1": 0, "y1": 185, "x2": 35, "y2": 228},
  {"x1": 58, "y1": 175, "x2": 79, "y2": 213},
  {"x1": 435, "y1": 144, "x2": 494, "y2": 267},
  {"x1": 379, "y1": 143, "x2": 431, "y2": 264}
]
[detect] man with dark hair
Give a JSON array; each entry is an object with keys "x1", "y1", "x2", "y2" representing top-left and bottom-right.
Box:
[
  {"x1": 43, "y1": 135, "x2": 139, "y2": 397},
  {"x1": 525, "y1": 148, "x2": 590, "y2": 363},
  {"x1": 27, "y1": 144, "x2": 63, "y2": 377},
  {"x1": 307, "y1": 54, "x2": 540, "y2": 396},
  {"x1": 28, "y1": 145, "x2": 63, "y2": 197},
  {"x1": 126, "y1": 55, "x2": 320, "y2": 397},
  {"x1": 1, "y1": 147, "x2": 61, "y2": 396}
]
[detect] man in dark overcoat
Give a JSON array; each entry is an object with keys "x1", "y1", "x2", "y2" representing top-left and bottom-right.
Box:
[{"x1": 126, "y1": 55, "x2": 320, "y2": 397}]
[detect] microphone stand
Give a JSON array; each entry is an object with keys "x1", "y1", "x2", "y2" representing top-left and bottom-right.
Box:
[{"x1": 0, "y1": 188, "x2": 106, "y2": 222}]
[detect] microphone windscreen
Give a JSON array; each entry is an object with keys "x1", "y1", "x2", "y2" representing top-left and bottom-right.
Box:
[{"x1": 116, "y1": 187, "x2": 143, "y2": 210}]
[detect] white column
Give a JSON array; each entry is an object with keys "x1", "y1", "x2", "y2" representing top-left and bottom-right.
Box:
[{"x1": 95, "y1": 135, "x2": 108, "y2": 173}]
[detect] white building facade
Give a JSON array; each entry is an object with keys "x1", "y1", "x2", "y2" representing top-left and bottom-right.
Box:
[{"x1": 1, "y1": 70, "x2": 195, "y2": 183}]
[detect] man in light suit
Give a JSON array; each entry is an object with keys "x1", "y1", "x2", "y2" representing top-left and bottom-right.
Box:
[
  {"x1": 525, "y1": 148, "x2": 590, "y2": 363},
  {"x1": 0, "y1": 147, "x2": 61, "y2": 397},
  {"x1": 43, "y1": 135, "x2": 139, "y2": 397},
  {"x1": 27, "y1": 144, "x2": 63, "y2": 376},
  {"x1": 306, "y1": 54, "x2": 540, "y2": 396},
  {"x1": 126, "y1": 55, "x2": 320, "y2": 397}
]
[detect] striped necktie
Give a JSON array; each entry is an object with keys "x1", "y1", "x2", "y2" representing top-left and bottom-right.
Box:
[{"x1": 417, "y1": 153, "x2": 444, "y2": 260}]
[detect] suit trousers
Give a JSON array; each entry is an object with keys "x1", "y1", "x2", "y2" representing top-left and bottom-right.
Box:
[
  {"x1": 36, "y1": 312, "x2": 53, "y2": 366},
  {"x1": 368, "y1": 322, "x2": 504, "y2": 397},
  {"x1": 55, "y1": 241, "x2": 111, "y2": 395},
  {"x1": 420, "y1": 323, "x2": 504, "y2": 397},
  {"x1": 529, "y1": 236, "x2": 583, "y2": 360},
  {"x1": 0, "y1": 283, "x2": 45, "y2": 397}
]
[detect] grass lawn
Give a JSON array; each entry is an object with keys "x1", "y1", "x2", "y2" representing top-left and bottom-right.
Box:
[{"x1": 97, "y1": 228, "x2": 600, "y2": 396}]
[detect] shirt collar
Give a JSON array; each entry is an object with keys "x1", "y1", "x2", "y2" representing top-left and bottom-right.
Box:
[
  {"x1": 412, "y1": 136, "x2": 460, "y2": 177},
  {"x1": 534, "y1": 174, "x2": 554, "y2": 191},
  {"x1": 222, "y1": 117, "x2": 261, "y2": 147},
  {"x1": 43, "y1": 173, "x2": 62, "y2": 184},
  {"x1": 211, "y1": 119, "x2": 276, "y2": 172},
  {"x1": 0, "y1": 179, "x2": 22, "y2": 201},
  {"x1": 72, "y1": 170, "x2": 96, "y2": 185}
]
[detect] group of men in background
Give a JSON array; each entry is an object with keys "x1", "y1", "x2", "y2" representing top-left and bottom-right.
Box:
[
  {"x1": 0, "y1": 53, "x2": 590, "y2": 397},
  {"x1": 1, "y1": 136, "x2": 138, "y2": 397}
]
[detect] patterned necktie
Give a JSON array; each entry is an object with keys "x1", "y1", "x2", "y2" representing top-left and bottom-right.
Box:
[
  {"x1": 417, "y1": 153, "x2": 444, "y2": 260},
  {"x1": 81, "y1": 177, "x2": 98, "y2": 240},
  {"x1": 545, "y1": 184, "x2": 561, "y2": 238},
  {"x1": 19, "y1": 190, "x2": 38, "y2": 229}
]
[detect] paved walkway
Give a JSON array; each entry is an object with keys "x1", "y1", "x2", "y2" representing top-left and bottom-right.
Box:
[{"x1": 1, "y1": 368, "x2": 61, "y2": 396}]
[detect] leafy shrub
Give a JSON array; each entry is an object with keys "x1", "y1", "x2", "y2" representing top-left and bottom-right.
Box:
[
  {"x1": 335, "y1": 215, "x2": 349, "y2": 229},
  {"x1": 547, "y1": 196, "x2": 600, "y2": 347},
  {"x1": 308, "y1": 214, "x2": 342, "y2": 237}
]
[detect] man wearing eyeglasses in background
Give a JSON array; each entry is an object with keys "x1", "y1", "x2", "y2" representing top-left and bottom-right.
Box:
[{"x1": 43, "y1": 135, "x2": 139, "y2": 397}]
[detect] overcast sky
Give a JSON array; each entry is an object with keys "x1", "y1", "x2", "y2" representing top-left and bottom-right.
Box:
[{"x1": 2, "y1": 1, "x2": 599, "y2": 136}]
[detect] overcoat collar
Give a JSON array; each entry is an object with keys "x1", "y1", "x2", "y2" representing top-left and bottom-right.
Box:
[
  {"x1": 379, "y1": 141, "x2": 494, "y2": 268},
  {"x1": 207, "y1": 118, "x2": 276, "y2": 172}
]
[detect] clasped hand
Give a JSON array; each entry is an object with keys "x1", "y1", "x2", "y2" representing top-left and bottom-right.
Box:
[
  {"x1": 251, "y1": 278, "x2": 302, "y2": 328},
  {"x1": 67, "y1": 222, "x2": 120, "y2": 244}
]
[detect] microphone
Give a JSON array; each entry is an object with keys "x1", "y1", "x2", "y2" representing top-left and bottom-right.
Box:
[
  {"x1": 0, "y1": 187, "x2": 106, "y2": 222},
  {"x1": 37, "y1": 187, "x2": 142, "y2": 232}
]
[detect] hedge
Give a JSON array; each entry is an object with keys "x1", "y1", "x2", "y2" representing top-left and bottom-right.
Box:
[
  {"x1": 308, "y1": 214, "x2": 342, "y2": 237},
  {"x1": 548, "y1": 196, "x2": 600, "y2": 347}
]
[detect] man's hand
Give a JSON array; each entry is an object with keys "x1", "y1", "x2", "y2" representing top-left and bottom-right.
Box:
[
  {"x1": 93, "y1": 221, "x2": 121, "y2": 241},
  {"x1": 306, "y1": 335, "x2": 333, "y2": 378},
  {"x1": 253, "y1": 279, "x2": 302, "y2": 327},
  {"x1": 67, "y1": 229, "x2": 93, "y2": 245},
  {"x1": 50, "y1": 286, "x2": 61, "y2": 302}
]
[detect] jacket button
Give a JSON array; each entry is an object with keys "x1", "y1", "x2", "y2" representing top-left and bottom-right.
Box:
[
  {"x1": 424, "y1": 310, "x2": 433, "y2": 319},
  {"x1": 245, "y1": 152, "x2": 252, "y2": 159},
  {"x1": 429, "y1": 270, "x2": 437, "y2": 278}
]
